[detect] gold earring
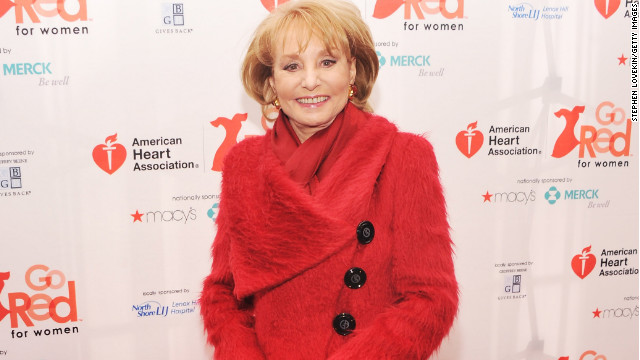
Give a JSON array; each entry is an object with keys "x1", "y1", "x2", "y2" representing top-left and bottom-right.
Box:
[
  {"x1": 348, "y1": 84, "x2": 357, "y2": 100},
  {"x1": 272, "y1": 98, "x2": 280, "y2": 109}
]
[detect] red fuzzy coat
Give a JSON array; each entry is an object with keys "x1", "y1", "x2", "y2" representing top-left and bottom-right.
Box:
[{"x1": 201, "y1": 107, "x2": 458, "y2": 360}]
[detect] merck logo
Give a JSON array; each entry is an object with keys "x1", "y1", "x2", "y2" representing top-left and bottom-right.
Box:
[
  {"x1": 0, "y1": 0, "x2": 88, "y2": 23},
  {"x1": 3, "y1": 62, "x2": 51, "y2": 75}
]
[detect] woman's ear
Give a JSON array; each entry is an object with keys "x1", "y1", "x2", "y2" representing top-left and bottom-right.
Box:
[
  {"x1": 349, "y1": 57, "x2": 356, "y2": 84},
  {"x1": 268, "y1": 76, "x2": 275, "y2": 92}
]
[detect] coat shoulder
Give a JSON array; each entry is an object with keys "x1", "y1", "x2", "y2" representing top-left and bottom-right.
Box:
[
  {"x1": 221, "y1": 134, "x2": 267, "y2": 174},
  {"x1": 388, "y1": 131, "x2": 439, "y2": 171}
]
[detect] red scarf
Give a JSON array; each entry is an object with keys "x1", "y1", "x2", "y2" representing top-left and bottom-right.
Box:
[{"x1": 271, "y1": 102, "x2": 363, "y2": 194}]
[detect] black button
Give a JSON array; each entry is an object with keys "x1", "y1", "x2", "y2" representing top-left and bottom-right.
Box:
[
  {"x1": 344, "y1": 267, "x2": 366, "y2": 289},
  {"x1": 333, "y1": 313, "x2": 356, "y2": 336},
  {"x1": 356, "y1": 221, "x2": 374, "y2": 244}
]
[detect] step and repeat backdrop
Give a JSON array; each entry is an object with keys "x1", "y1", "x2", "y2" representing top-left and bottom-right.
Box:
[{"x1": 0, "y1": 0, "x2": 638, "y2": 359}]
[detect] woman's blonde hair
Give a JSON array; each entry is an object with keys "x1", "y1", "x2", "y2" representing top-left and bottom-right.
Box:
[{"x1": 241, "y1": 0, "x2": 379, "y2": 115}]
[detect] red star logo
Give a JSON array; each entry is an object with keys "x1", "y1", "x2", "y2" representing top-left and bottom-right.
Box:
[
  {"x1": 592, "y1": 308, "x2": 601, "y2": 318},
  {"x1": 131, "y1": 210, "x2": 143, "y2": 222},
  {"x1": 618, "y1": 54, "x2": 628, "y2": 65},
  {"x1": 482, "y1": 191, "x2": 493, "y2": 202}
]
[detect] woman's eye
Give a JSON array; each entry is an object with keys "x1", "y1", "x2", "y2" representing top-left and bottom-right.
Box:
[
  {"x1": 322, "y1": 59, "x2": 337, "y2": 67},
  {"x1": 284, "y1": 63, "x2": 299, "y2": 71}
]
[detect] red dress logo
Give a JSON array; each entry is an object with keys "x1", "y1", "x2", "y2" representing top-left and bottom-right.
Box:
[
  {"x1": 552, "y1": 106, "x2": 584, "y2": 158},
  {"x1": 0, "y1": 0, "x2": 14, "y2": 18},
  {"x1": 211, "y1": 113, "x2": 247, "y2": 172}
]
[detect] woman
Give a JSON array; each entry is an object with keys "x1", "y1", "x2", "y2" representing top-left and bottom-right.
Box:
[{"x1": 200, "y1": 1, "x2": 458, "y2": 359}]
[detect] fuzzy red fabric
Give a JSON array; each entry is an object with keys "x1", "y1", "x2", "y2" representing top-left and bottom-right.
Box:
[
  {"x1": 271, "y1": 103, "x2": 363, "y2": 194},
  {"x1": 200, "y1": 106, "x2": 459, "y2": 360}
]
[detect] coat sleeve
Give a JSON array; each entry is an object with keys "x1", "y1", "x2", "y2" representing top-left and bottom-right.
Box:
[
  {"x1": 328, "y1": 134, "x2": 459, "y2": 360},
  {"x1": 200, "y1": 158, "x2": 266, "y2": 360}
]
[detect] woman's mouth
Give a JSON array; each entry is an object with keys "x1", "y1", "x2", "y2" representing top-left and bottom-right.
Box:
[{"x1": 297, "y1": 96, "x2": 328, "y2": 104}]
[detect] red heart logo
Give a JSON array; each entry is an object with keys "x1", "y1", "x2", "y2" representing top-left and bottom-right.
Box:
[
  {"x1": 571, "y1": 252, "x2": 596, "y2": 279},
  {"x1": 456, "y1": 122, "x2": 483, "y2": 158},
  {"x1": 594, "y1": 0, "x2": 621, "y2": 19},
  {"x1": 260, "y1": 0, "x2": 291, "y2": 12},
  {"x1": 93, "y1": 142, "x2": 126, "y2": 175}
]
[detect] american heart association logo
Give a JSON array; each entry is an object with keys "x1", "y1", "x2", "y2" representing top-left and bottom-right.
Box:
[
  {"x1": 92, "y1": 133, "x2": 127, "y2": 174},
  {"x1": 594, "y1": 0, "x2": 621, "y2": 19},
  {"x1": 456, "y1": 122, "x2": 484, "y2": 158},
  {"x1": 571, "y1": 245, "x2": 596, "y2": 279}
]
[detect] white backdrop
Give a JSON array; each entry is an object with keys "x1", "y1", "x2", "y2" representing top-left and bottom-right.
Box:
[{"x1": 0, "y1": 1, "x2": 638, "y2": 359}]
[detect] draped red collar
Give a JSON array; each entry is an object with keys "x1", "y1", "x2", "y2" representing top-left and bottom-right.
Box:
[{"x1": 271, "y1": 102, "x2": 362, "y2": 194}]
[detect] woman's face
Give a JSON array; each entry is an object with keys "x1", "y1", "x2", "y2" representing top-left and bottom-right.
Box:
[{"x1": 269, "y1": 31, "x2": 356, "y2": 142}]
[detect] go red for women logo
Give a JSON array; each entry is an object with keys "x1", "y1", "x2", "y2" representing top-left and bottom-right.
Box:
[
  {"x1": 93, "y1": 133, "x2": 127, "y2": 175},
  {"x1": 372, "y1": 0, "x2": 464, "y2": 19},
  {"x1": 551, "y1": 102, "x2": 632, "y2": 161},
  {"x1": 0, "y1": 265, "x2": 78, "y2": 329},
  {"x1": 571, "y1": 246, "x2": 596, "y2": 279},
  {"x1": 0, "y1": 0, "x2": 88, "y2": 23},
  {"x1": 559, "y1": 350, "x2": 608, "y2": 360}
]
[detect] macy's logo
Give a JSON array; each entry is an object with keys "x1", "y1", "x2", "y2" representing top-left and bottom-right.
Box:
[
  {"x1": 0, "y1": 0, "x2": 88, "y2": 23},
  {"x1": 372, "y1": 0, "x2": 463, "y2": 19},
  {"x1": 0, "y1": 265, "x2": 78, "y2": 329}
]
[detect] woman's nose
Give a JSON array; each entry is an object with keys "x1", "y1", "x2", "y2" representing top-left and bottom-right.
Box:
[{"x1": 301, "y1": 67, "x2": 319, "y2": 90}]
